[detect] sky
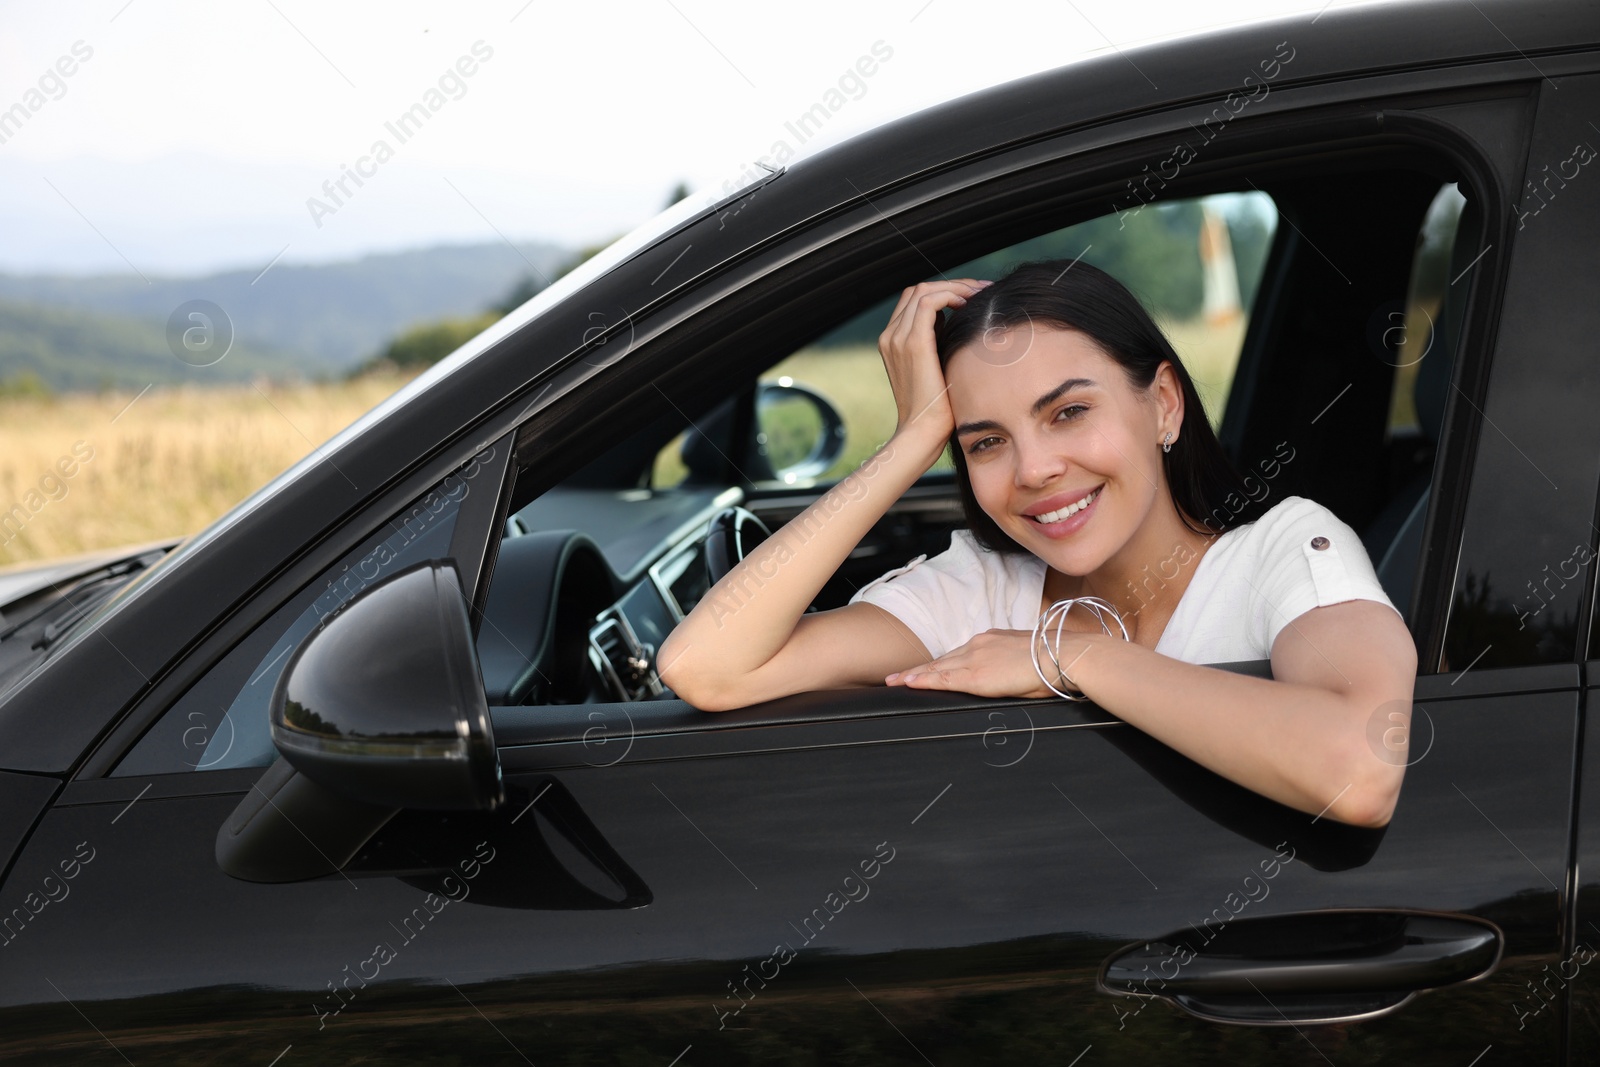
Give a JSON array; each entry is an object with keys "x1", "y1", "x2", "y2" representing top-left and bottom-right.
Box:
[{"x1": 0, "y1": 0, "x2": 1390, "y2": 276}]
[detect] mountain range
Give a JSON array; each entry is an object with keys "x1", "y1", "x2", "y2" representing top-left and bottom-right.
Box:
[{"x1": 0, "y1": 240, "x2": 571, "y2": 391}]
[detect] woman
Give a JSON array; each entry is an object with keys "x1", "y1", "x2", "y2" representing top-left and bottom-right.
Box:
[{"x1": 658, "y1": 260, "x2": 1416, "y2": 827}]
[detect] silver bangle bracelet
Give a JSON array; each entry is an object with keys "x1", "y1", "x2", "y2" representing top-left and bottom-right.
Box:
[{"x1": 1030, "y1": 596, "x2": 1130, "y2": 701}]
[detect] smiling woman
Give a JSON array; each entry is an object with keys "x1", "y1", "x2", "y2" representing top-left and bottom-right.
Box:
[
  {"x1": 658, "y1": 260, "x2": 1418, "y2": 828},
  {"x1": 866, "y1": 261, "x2": 1372, "y2": 668}
]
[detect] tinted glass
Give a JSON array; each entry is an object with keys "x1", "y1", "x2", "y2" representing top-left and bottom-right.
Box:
[{"x1": 1445, "y1": 80, "x2": 1600, "y2": 671}]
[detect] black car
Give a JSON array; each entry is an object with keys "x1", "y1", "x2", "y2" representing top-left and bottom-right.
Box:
[{"x1": 4, "y1": 0, "x2": 1600, "y2": 1062}]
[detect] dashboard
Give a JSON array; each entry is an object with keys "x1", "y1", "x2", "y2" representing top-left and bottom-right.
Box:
[
  {"x1": 477, "y1": 476, "x2": 963, "y2": 708},
  {"x1": 586, "y1": 540, "x2": 709, "y2": 701},
  {"x1": 478, "y1": 485, "x2": 741, "y2": 706}
]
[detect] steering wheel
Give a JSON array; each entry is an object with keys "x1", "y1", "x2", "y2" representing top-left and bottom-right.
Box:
[{"x1": 703, "y1": 506, "x2": 773, "y2": 586}]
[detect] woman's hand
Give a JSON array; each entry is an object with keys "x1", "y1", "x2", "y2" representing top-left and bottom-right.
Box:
[
  {"x1": 879, "y1": 279, "x2": 990, "y2": 446},
  {"x1": 885, "y1": 627, "x2": 1104, "y2": 700}
]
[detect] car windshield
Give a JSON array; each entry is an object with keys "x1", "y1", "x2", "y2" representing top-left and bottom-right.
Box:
[{"x1": 0, "y1": 549, "x2": 168, "y2": 694}]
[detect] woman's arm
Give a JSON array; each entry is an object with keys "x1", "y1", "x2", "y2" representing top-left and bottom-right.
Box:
[
  {"x1": 885, "y1": 599, "x2": 1417, "y2": 826},
  {"x1": 658, "y1": 279, "x2": 988, "y2": 711},
  {"x1": 1068, "y1": 599, "x2": 1415, "y2": 826}
]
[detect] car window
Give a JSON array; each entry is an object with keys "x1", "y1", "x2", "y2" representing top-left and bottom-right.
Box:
[
  {"x1": 495, "y1": 137, "x2": 1504, "y2": 713},
  {"x1": 113, "y1": 447, "x2": 498, "y2": 775},
  {"x1": 1386, "y1": 183, "x2": 1466, "y2": 435},
  {"x1": 650, "y1": 191, "x2": 1278, "y2": 489},
  {"x1": 497, "y1": 188, "x2": 1318, "y2": 712}
]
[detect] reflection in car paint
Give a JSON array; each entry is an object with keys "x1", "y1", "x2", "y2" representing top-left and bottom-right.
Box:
[
  {"x1": 1107, "y1": 841, "x2": 1296, "y2": 1031},
  {"x1": 715, "y1": 840, "x2": 897, "y2": 1030},
  {"x1": 313, "y1": 840, "x2": 498, "y2": 1031}
]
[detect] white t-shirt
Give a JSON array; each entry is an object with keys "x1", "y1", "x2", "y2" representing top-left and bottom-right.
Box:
[{"x1": 847, "y1": 495, "x2": 1401, "y2": 664}]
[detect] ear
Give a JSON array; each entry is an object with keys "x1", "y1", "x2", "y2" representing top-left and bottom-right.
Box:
[{"x1": 1154, "y1": 359, "x2": 1185, "y2": 439}]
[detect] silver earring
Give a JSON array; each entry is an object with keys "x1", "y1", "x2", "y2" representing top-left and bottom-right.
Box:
[{"x1": 1162, "y1": 432, "x2": 1173, "y2": 454}]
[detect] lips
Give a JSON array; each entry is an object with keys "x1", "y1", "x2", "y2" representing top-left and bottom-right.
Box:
[{"x1": 1026, "y1": 484, "x2": 1103, "y2": 524}]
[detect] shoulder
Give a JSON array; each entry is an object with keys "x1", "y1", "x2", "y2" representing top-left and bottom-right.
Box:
[
  {"x1": 1159, "y1": 496, "x2": 1396, "y2": 664},
  {"x1": 937, "y1": 529, "x2": 1040, "y2": 586},
  {"x1": 944, "y1": 528, "x2": 1020, "y2": 570},
  {"x1": 1229, "y1": 495, "x2": 1361, "y2": 552},
  {"x1": 1237, "y1": 495, "x2": 1395, "y2": 642}
]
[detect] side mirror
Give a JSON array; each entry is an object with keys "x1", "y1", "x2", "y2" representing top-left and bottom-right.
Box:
[
  {"x1": 218, "y1": 561, "x2": 502, "y2": 882},
  {"x1": 271, "y1": 559, "x2": 503, "y2": 810},
  {"x1": 755, "y1": 379, "x2": 847, "y2": 483}
]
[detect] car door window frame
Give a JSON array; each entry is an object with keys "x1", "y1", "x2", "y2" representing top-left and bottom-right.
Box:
[
  {"x1": 500, "y1": 98, "x2": 1521, "y2": 717},
  {"x1": 84, "y1": 80, "x2": 1535, "y2": 785}
]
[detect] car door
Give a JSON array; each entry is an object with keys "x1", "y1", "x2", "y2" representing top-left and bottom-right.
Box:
[
  {"x1": 1544, "y1": 70, "x2": 1600, "y2": 1061},
  {"x1": 1, "y1": 56, "x2": 1592, "y2": 1067},
  {"x1": 437, "y1": 78, "x2": 1581, "y2": 1066}
]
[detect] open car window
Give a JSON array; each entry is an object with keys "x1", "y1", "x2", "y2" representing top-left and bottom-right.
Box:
[
  {"x1": 485, "y1": 141, "x2": 1484, "y2": 715},
  {"x1": 501, "y1": 191, "x2": 1285, "y2": 693}
]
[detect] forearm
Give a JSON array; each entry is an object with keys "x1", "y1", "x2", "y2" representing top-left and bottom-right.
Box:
[
  {"x1": 659, "y1": 426, "x2": 946, "y2": 689},
  {"x1": 1070, "y1": 638, "x2": 1400, "y2": 825}
]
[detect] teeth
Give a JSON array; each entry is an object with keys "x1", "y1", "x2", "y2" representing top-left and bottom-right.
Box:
[{"x1": 1034, "y1": 487, "x2": 1099, "y2": 524}]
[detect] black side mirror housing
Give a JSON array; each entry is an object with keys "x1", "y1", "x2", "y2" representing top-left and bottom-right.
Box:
[
  {"x1": 218, "y1": 560, "x2": 503, "y2": 882},
  {"x1": 271, "y1": 559, "x2": 503, "y2": 810}
]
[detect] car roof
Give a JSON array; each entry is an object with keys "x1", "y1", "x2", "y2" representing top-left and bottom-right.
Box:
[
  {"x1": 255, "y1": 0, "x2": 1600, "y2": 434},
  {"x1": 797, "y1": 0, "x2": 1588, "y2": 197},
  {"x1": 443, "y1": 0, "x2": 1600, "y2": 389}
]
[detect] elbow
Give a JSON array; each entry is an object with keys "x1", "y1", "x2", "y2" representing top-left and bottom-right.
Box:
[
  {"x1": 655, "y1": 634, "x2": 705, "y2": 708},
  {"x1": 1326, "y1": 746, "x2": 1406, "y2": 829},
  {"x1": 1328, "y1": 784, "x2": 1401, "y2": 829},
  {"x1": 656, "y1": 657, "x2": 746, "y2": 713},
  {"x1": 656, "y1": 631, "x2": 788, "y2": 712},
  {"x1": 675, "y1": 682, "x2": 747, "y2": 713}
]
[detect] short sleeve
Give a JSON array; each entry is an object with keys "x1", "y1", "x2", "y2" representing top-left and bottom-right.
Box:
[
  {"x1": 847, "y1": 530, "x2": 993, "y2": 660},
  {"x1": 1249, "y1": 497, "x2": 1402, "y2": 654}
]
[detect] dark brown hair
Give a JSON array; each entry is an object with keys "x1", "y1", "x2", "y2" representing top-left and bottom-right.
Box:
[{"x1": 936, "y1": 259, "x2": 1265, "y2": 554}]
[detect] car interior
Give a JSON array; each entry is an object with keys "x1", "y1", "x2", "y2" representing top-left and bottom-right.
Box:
[{"x1": 479, "y1": 150, "x2": 1484, "y2": 710}]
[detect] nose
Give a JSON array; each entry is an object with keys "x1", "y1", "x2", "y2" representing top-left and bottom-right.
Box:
[{"x1": 1012, "y1": 427, "x2": 1069, "y2": 489}]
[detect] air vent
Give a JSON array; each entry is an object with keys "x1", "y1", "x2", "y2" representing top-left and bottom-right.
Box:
[{"x1": 587, "y1": 611, "x2": 661, "y2": 701}]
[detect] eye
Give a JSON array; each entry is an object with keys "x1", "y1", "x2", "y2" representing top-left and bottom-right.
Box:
[
  {"x1": 1055, "y1": 404, "x2": 1089, "y2": 422},
  {"x1": 966, "y1": 435, "x2": 1002, "y2": 455}
]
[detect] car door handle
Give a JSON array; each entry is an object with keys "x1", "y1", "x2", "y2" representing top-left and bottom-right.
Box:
[{"x1": 1099, "y1": 909, "x2": 1502, "y2": 1025}]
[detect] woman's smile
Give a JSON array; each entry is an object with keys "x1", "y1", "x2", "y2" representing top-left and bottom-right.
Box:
[{"x1": 1022, "y1": 482, "x2": 1104, "y2": 538}]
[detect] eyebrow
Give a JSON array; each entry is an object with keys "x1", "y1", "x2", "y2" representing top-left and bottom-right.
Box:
[{"x1": 953, "y1": 377, "x2": 1098, "y2": 437}]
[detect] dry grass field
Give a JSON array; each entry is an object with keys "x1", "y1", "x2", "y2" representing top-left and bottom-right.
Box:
[
  {"x1": 4, "y1": 309, "x2": 1343, "y2": 570},
  {"x1": 0, "y1": 371, "x2": 419, "y2": 567}
]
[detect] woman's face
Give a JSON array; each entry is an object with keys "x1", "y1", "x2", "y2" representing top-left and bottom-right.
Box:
[{"x1": 945, "y1": 323, "x2": 1179, "y2": 574}]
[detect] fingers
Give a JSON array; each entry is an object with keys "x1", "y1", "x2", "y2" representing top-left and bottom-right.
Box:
[
  {"x1": 884, "y1": 279, "x2": 991, "y2": 339},
  {"x1": 885, "y1": 663, "x2": 932, "y2": 685},
  {"x1": 889, "y1": 664, "x2": 962, "y2": 689},
  {"x1": 887, "y1": 652, "x2": 967, "y2": 687},
  {"x1": 887, "y1": 658, "x2": 947, "y2": 684},
  {"x1": 882, "y1": 285, "x2": 978, "y2": 367},
  {"x1": 878, "y1": 278, "x2": 994, "y2": 441}
]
